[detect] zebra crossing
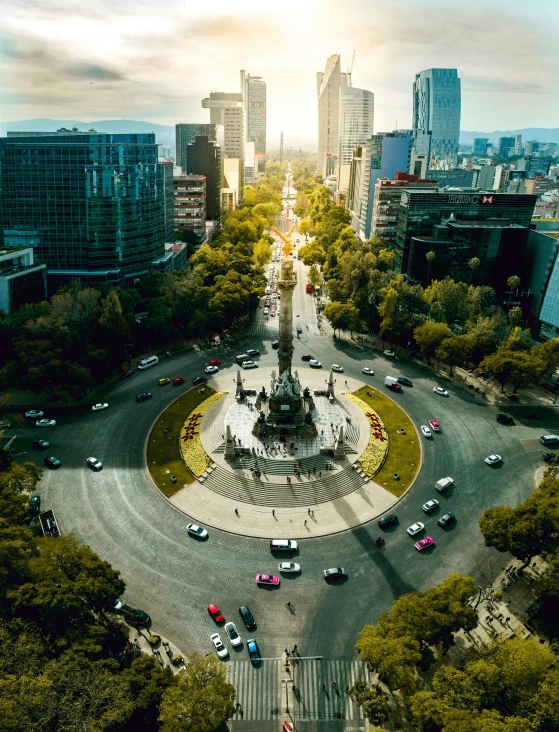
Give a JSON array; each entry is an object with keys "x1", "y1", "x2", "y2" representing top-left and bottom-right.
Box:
[
  {"x1": 247, "y1": 321, "x2": 322, "y2": 338},
  {"x1": 227, "y1": 658, "x2": 370, "y2": 723}
]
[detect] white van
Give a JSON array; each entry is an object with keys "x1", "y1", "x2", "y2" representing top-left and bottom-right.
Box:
[
  {"x1": 137, "y1": 356, "x2": 159, "y2": 370},
  {"x1": 270, "y1": 539, "x2": 298, "y2": 552},
  {"x1": 436, "y1": 477, "x2": 454, "y2": 493},
  {"x1": 540, "y1": 435, "x2": 559, "y2": 446}
]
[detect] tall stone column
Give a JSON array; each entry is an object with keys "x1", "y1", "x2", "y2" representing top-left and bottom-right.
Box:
[{"x1": 277, "y1": 257, "x2": 297, "y2": 377}]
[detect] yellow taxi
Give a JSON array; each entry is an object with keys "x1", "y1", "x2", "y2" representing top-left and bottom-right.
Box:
[{"x1": 158, "y1": 377, "x2": 171, "y2": 386}]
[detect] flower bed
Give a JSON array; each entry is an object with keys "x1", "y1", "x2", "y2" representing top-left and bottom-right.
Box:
[
  {"x1": 346, "y1": 394, "x2": 389, "y2": 477},
  {"x1": 179, "y1": 392, "x2": 226, "y2": 477}
]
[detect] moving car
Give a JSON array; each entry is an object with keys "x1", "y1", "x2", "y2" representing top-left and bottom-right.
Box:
[
  {"x1": 383, "y1": 350, "x2": 395, "y2": 357},
  {"x1": 241, "y1": 360, "x2": 258, "y2": 370},
  {"x1": 256, "y1": 574, "x2": 280, "y2": 586},
  {"x1": 114, "y1": 600, "x2": 151, "y2": 626},
  {"x1": 211, "y1": 632, "x2": 229, "y2": 659},
  {"x1": 264, "y1": 307, "x2": 270, "y2": 315},
  {"x1": 324, "y1": 567, "x2": 347, "y2": 580},
  {"x1": 247, "y1": 637, "x2": 261, "y2": 665},
  {"x1": 173, "y1": 377, "x2": 185, "y2": 386},
  {"x1": 238, "y1": 605, "x2": 256, "y2": 630},
  {"x1": 438, "y1": 512, "x2": 455, "y2": 528},
  {"x1": 158, "y1": 377, "x2": 171, "y2": 386},
  {"x1": 378, "y1": 514, "x2": 398, "y2": 529},
  {"x1": 385, "y1": 376, "x2": 401, "y2": 391},
  {"x1": 25, "y1": 409, "x2": 44, "y2": 419},
  {"x1": 192, "y1": 376, "x2": 207, "y2": 385},
  {"x1": 279, "y1": 562, "x2": 301, "y2": 574},
  {"x1": 496, "y1": 414, "x2": 514, "y2": 425},
  {"x1": 309, "y1": 360, "x2": 322, "y2": 368},
  {"x1": 44, "y1": 456, "x2": 61, "y2": 469},
  {"x1": 433, "y1": 387, "x2": 449, "y2": 397},
  {"x1": 120, "y1": 369, "x2": 134, "y2": 380},
  {"x1": 205, "y1": 366, "x2": 219, "y2": 374},
  {"x1": 301, "y1": 354, "x2": 313, "y2": 361},
  {"x1": 271, "y1": 341, "x2": 280, "y2": 349},
  {"x1": 209, "y1": 359, "x2": 221, "y2": 366},
  {"x1": 332, "y1": 364, "x2": 344, "y2": 373},
  {"x1": 246, "y1": 349, "x2": 260, "y2": 357},
  {"x1": 428, "y1": 419, "x2": 440, "y2": 432},
  {"x1": 485, "y1": 454, "x2": 502, "y2": 465},
  {"x1": 187, "y1": 523, "x2": 208, "y2": 539},
  {"x1": 207, "y1": 604, "x2": 224, "y2": 623},
  {"x1": 86, "y1": 457, "x2": 103, "y2": 471},
  {"x1": 92, "y1": 403, "x2": 109, "y2": 411},
  {"x1": 136, "y1": 392, "x2": 152, "y2": 402},
  {"x1": 36, "y1": 419, "x2": 56, "y2": 427},
  {"x1": 397, "y1": 377, "x2": 413, "y2": 387},
  {"x1": 436, "y1": 476, "x2": 454, "y2": 493},
  {"x1": 224, "y1": 621, "x2": 242, "y2": 648},
  {"x1": 32, "y1": 439, "x2": 50, "y2": 450},
  {"x1": 422, "y1": 499, "x2": 439, "y2": 513},
  {"x1": 421, "y1": 425, "x2": 432, "y2": 438},
  {"x1": 362, "y1": 367, "x2": 374, "y2": 375},
  {"x1": 407, "y1": 522, "x2": 425, "y2": 536},
  {"x1": 415, "y1": 536, "x2": 435, "y2": 551},
  {"x1": 270, "y1": 539, "x2": 298, "y2": 552}
]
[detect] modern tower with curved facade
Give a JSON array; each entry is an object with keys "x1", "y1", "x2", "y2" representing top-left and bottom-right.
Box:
[{"x1": 413, "y1": 68, "x2": 461, "y2": 166}]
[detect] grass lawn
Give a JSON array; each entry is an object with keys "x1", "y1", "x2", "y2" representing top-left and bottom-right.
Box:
[
  {"x1": 147, "y1": 386, "x2": 216, "y2": 497},
  {"x1": 353, "y1": 385, "x2": 420, "y2": 497}
]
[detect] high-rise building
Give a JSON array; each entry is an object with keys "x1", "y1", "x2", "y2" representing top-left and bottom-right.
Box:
[
  {"x1": 498, "y1": 137, "x2": 516, "y2": 157},
  {"x1": 240, "y1": 70, "x2": 266, "y2": 154},
  {"x1": 0, "y1": 246, "x2": 47, "y2": 313},
  {"x1": 317, "y1": 54, "x2": 351, "y2": 178},
  {"x1": 412, "y1": 68, "x2": 461, "y2": 164},
  {"x1": 176, "y1": 123, "x2": 218, "y2": 173},
  {"x1": 202, "y1": 92, "x2": 244, "y2": 158},
  {"x1": 186, "y1": 136, "x2": 222, "y2": 222},
  {"x1": 173, "y1": 175, "x2": 206, "y2": 245},
  {"x1": 160, "y1": 161, "x2": 175, "y2": 243},
  {"x1": 513, "y1": 134, "x2": 523, "y2": 155},
  {"x1": 337, "y1": 85, "x2": 374, "y2": 194},
  {"x1": 0, "y1": 131, "x2": 165, "y2": 292},
  {"x1": 473, "y1": 138, "x2": 489, "y2": 156}
]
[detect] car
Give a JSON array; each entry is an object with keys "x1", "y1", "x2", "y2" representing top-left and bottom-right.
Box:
[
  {"x1": 209, "y1": 359, "x2": 221, "y2": 366},
  {"x1": 187, "y1": 523, "x2": 208, "y2": 539},
  {"x1": 324, "y1": 567, "x2": 347, "y2": 580},
  {"x1": 397, "y1": 377, "x2": 413, "y2": 387},
  {"x1": 271, "y1": 341, "x2": 280, "y2": 349},
  {"x1": 415, "y1": 536, "x2": 435, "y2": 551},
  {"x1": 543, "y1": 452, "x2": 558, "y2": 464},
  {"x1": 136, "y1": 392, "x2": 152, "y2": 402},
  {"x1": 32, "y1": 439, "x2": 50, "y2": 450},
  {"x1": 36, "y1": 419, "x2": 56, "y2": 427},
  {"x1": 210, "y1": 632, "x2": 229, "y2": 659},
  {"x1": 238, "y1": 605, "x2": 256, "y2": 630},
  {"x1": 421, "y1": 425, "x2": 432, "y2": 438},
  {"x1": 332, "y1": 364, "x2": 344, "y2": 372},
  {"x1": 92, "y1": 403, "x2": 109, "y2": 411},
  {"x1": 436, "y1": 477, "x2": 454, "y2": 493},
  {"x1": 241, "y1": 360, "x2": 258, "y2": 370},
  {"x1": 87, "y1": 457, "x2": 103, "y2": 471},
  {"x1": 173, "y1": 377, "x2": 185, "y2": 386},
  {"x1": 309, "y1": 360, "x2": 322, "y2": 368},
  {"x1": 407, "y1": 522, "x2": 425, "y2": 536},
  {"x1": 120, "y1": 369, "x2": 134, "y2": 380},
  {"x1": 158, "y1": 377, "x2": 171, "y2": 385},
  {"x1": 256, "y1": 574, "x2": 280, "y2": 586},
  {"x1": 44, "y1": 456, "x2": 61, "y2": 469},
  {"x1": 279, "y1": 562, "x2": 301, "y2": 574},
  {"x1": 378, "y1": 514, "x2": 398, "y2": 529},
  {"x1": 247, "y1": 637, "x2": 261, "y2": 666},
  {"x1": 246, "y1": 349, "x2": 260, "y2": 357},
  {"x1": 192, "y1": 376, "x2": 207, "y2": 385},
  {"x1": 438, "y1": 512, "x2": 455, "y2": 528},
  {"x1": 263, "y1": 307, "x2": 270, "y2": 315},
  {"x1": 496, "y1": 414, "x2": 514, "y2": 425},
  {"x1": 301, "y1": 354, "x2": 313, "y2": 361},
  {"x1": 25, "y1": 409, "x2": 44, "y2": 419},
  {"x1": 114, "y1": 600, "x2": 151, "y2": 626},
  {"x1": 422, "y1": 499, "x2": 440, "y2": 513},
  {"x1": 433, "y1": 387, "x2": 449, "y2": 397},
  {"x1": 524, "y1": 412, "x2": 540, "y2": 420},
  {"x1": 205, "y1": 366, "x2": 219, "y2": 374},
  {"x1": 29, "y1": 495, "x2": 41, "y2": 516},
  {"x1": 485, "y1": 454, "x2": 502, "y2": 465},
  {"x1": 362, "y1": 367, "x2": 374, "y2": 375},
  {"x1": 207, "y1": 604, "x2": 225, "y2": 623},
  {"x1": 224, "y1": 621, "x2": 242, "y2": 647},
  {"x1": 428, "y1": 419, "x2": 440, "y2": 432}
]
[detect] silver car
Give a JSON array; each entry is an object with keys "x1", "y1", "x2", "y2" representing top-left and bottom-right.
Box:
[
  {"x1": 224, "y1": 621, "x2": 242, "y2": 647},
  {"x1": 211, "y1": 632, "x2": 228, "y2": 659}
]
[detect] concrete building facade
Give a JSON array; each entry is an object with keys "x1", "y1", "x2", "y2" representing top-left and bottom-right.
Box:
[
  {"x1": 173, "y1": 175, "x2": 206, "y2": 245},
  {"x1": 240, "y1": 70, "x2": 266, "y2": 154},
  {"x1": 317, "y1": 54, "x2": 351, "y2": 178}
]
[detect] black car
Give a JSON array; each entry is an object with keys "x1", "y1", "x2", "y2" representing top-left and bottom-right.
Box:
[
  {"x1": 29, "y1": 495, "x2": 41, "y2": 516},
  {"x1": 324, "y1": 567, "x2": 348, "y2": 581},
  {"x1": 238, "y1": 605, "x2": 256, "y2": 630},
  {"x1": 271, "y1": 341, "x2": 280, "y2": 350},
  {"x1": 438, "y1": 512, "x2": 455, "y2": 528},
  {"x1": 496, "y1": 414, "x2": 514, "y2": 425},
  {"x1": 397, "y1": 377, "x2": 413, "y2": 387},
  {"x1": 542, "y1": 452, "x2": 558, "y2": 464},
  {"x1": 524, "y1": 412, "x2": 540, "y2": 420},
  {"x1": 114, "y1": 600, "x2": 151, "y2": 627},
  {"x1": 135, "y1": 392, "x2": 152, "y2": 402},
  {"x1": 246, "y1": 349, "x2": 260, "y2": 357},
  {"x1": 44, "y1": 456, "x2": 61, "y2": 469},
  {"x1": 378, "y1": 514, "x2": 398, "y2": 529},
  {"x1": 192, "y1": 376, "x2": 208, "y2": 386},
  {"x1": 32, "y1": 439, "x2": 50, "y2": 450},
  {"x1": 120, "y1": 369, "x2": 134, "y2": 380}
]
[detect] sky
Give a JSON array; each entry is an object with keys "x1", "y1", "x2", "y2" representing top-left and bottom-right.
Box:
[{"x1": 1, "y1": 0, "x2": 558, "y2": 149}]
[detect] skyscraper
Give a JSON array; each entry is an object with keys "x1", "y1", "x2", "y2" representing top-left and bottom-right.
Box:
[
  {"x1": 317, "y1": 54, "x2": 351, "y2": 178},
  {"x1": 202, "y1": 92, "x2": 244, "y2": 157},
  {"x1": 187, "y1": 136, "x2": 222, "y2": 222},
  {"x1": 473, "y1": 138, "x2": 489, "y2": 156},
  {"x1": 498, "y1": 137, "x2": 516, "y2": 157},
  {"x1": 412, "y1": 68, "x2": 461, "y2": 164},
  {"x1": 240, "y1": 70, "x2": 266, "y2": 154},
  {"x1": 176, "y1": 123, "x2": 218, "y2": 172},
  {"x1": 337, "y1": 85, "x2": 374, "y2": 193}
]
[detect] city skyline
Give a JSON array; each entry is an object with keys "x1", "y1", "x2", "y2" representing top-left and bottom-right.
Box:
[{"x1": 1, "y1": 0, "x2": 558, "y2": 149}]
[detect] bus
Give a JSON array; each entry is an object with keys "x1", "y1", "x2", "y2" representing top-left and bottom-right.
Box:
[
  {"x1": 137, "y1": 355, "x2": 159, "y2": 370},
  {"x1": 305, "y1": 283, "x2": 313, "y2": 294}
]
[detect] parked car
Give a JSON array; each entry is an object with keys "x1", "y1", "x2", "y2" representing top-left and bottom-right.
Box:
[
  {"x1": 378, "y1": 514, "x2": 398, "y2": 529},
  {"x1": 86, "y1": 457, "x2": 103, "y2": 471},
  {"x1": 247, "y1": 637, "x2": 261, "y2": 665},
  {"x1": 542, "y1": 452, "x2": 558, "y2": 464},
  {"x1": 332, "y1": 364, "x2": 344, "y2": 373},
  {"x1": 255, "y1": 574, "x2": 280, "y2": 586},
  {"x1": 114, "y1": 600, "x2": 151, "y2": 626},
  {"x1": 241, "y1": 360, "x2": 258, "y2": 370},
  {"x1": 433, "y1": 387, "x2": 449, "y2": 397},
  {"x1": 32, "y1": 439, "x2": 50, "y2": 450},
  {"x1": 246, "y1": 349, "x2": 260, "y2": 357},
  {"x1": 271, "y1": 341, "x2": 280, "y2": 349},
  {"x1": 279, "y1": 562, "x2": 301, "y2": 574},
  {"x1": 120, "y1": 369, "x2": 134, "y2": 380},
  {"x1": 173, "y1": 377, "x2": 185, "y2": 386},
  {"x1": 397, "y1": 377, "x2": 413, "y2": 387},
  {"x1": 211, "y1": 632, "x2": 228, "y2": 659},
  {"x1": 225, "y1": 621, "x2": 242, "y2": 647},
  {"x1": 383, "y1": 350, "x2": 395, "y2": 357},
  {"x1": 158, "y1": 377, "x2": 171, "y2": 385},
  {"x1": 301, "y1": 354, "x2": 313, "y2": 361},
  {"x1": 438, "y1": 512, "x2": 455, "y2": 528},
  {"x1": 136, "y1": 392, "x2": 152, "y2": 402},
  {"x1": 485, "y1": 454, "x2": 502, "y2": 466},
  {"x1": 44, "y1": 456, "x2": 61, "y2": 469},
  {"x1": 422, "y1": 499, "x2": 439, "y2": 513},
  {"x1": 25, "y1": 409, "x2": 44, "y2": 419},
  {"x1": 207, "y1": 604, "x2": 224, "y2": 623},
  {"x1": 187, "y1": 523, "x2": 208, "y2": 539},
  {"x1": 524, "y1": 412, "x2": 540, "y2": 420},
  {"x1": 36, "y1": 419, "x2": 56, "y2": 427},
  {"x1": 407, "y1": 522, "x2": 425, "y2": 536},
  {"x1": 192, "y1": 376, "x2": 207, "y2": 385},
  {"x1": 92, "y1": 403, "x2": 109, "y2": 411},
  {"x1": 496, "y1": 414, "x2": 514, "y2": 425},
  {"x1": 324, "y1": 567, "x2": 347, "y2": 580},
  {"x1": 29, "y1": 495, "x2": 41, "y2": 516},
  {"x1": 415, "y1": 536, "x2": 435, "y2": 551},
  {"x1": 362, "y1": 367, "x2": 374, "y2": 375},
  {"x1": 238, "y1": 605, "x2": 256, "y2": 630}
]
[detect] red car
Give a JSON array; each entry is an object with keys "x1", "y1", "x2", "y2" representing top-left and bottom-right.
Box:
[
  {"x1": 207, "y1": 604, "x2": 224, "y2": 623},
  {"x1": 209, "y1": 359, "x2": 221, "y2": 366},
  {"x1": 428, "y1": 419, "x2": 440, "y2": 432},
  {"x1": 173, "y1": 377, "x2": 185, "y2": 386},
  {"x1": 255, "y1": 574, "x2": 280, "y2": 586},
  {"x1": 415, "y1": 536, "x2": 435, "y2": 552},
  {"x1": 301, "y1": 354, "x2": 312, "y2": 361}
]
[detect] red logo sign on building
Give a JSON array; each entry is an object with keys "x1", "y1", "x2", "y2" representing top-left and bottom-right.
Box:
[{"x1": 480, "y1": 194, "x2": 495, "y2": 204}]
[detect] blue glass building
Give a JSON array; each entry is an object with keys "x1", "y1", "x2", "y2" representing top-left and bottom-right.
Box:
[{"x1": 413, "y1": 68, "x2": 461, "y2": 163}]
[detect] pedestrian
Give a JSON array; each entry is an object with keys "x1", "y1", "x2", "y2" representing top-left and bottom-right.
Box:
[
  {"x1": 345, "y1": 685, "x2": 350, "y2": 693},
  {"x1": 308, "y1": 508, "x2": 311, "y2": 515},
  {"x1": 311, "y1": 510, "x2": 315, "y2": 519},
  {"x1": 304, "y1": 520, "x2": 307, "y2": 526},
  {"x1": 308, "y1": 471, "x2": 311, "y2": 478},
  {"x1": 293, "y1": 644, "x2": 298, "y2": 653},
  {"x1": 272, "y1": 509, "x2": 275, "y2": 517},
  {"x1": 235, "y1": 508, "x2": 239, "y2": 516},
  {"x1": 332, "y1": 681, "x2": 337, "y2": 688},
  {"x1": 505, "y1": 616, "x2": 511, "y2": 623},
  {"x1": 287, "y1": 476, "x2": 291, "y2": 483},
  {"x1": 313, "y1": 466, "x2": 316, "y2": 474},
  {"x1": 322, "y1": 684, "x2": 326, "y2": 691},
  {"x1": 319, "y1": 471, "x2": 322, "y2": 478}
]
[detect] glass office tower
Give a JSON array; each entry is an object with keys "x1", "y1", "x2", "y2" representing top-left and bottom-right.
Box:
[
  {"x1": 413, "y1": 68, "x2": 461, "y2": 163},
  {"x1": 0, "y1": 131, "x2": 165, "y2": 291}
]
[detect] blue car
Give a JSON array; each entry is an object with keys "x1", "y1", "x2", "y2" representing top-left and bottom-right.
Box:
[{"x1": 247, "y1": 638, "x2": 261, "y2": 666}]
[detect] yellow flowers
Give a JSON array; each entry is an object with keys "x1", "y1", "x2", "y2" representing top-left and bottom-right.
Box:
[
  {"x1": 179, "y1": 391, "x2": 226, "y2": 477},
  {"x1": 346, "y1": 394, "x2": 389, "y2": 478}
]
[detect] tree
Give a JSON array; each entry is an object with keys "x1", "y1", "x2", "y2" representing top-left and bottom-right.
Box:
[
  {"x1": 469, "y1": 256, "x2": 481, "y2": 285},
  {"x1": 158, "y1": 653, "x2": 236, "y2": 731},
  {"x1": 507, "y1": 275, "x2": 521, "y2": 292},
  {"x1": 98, "y1": 290, "x2": 130, "y2": 346},
  {"x1": 323, "y1": 302, "x2": 361, "y2": 337},
  {"x1": 253, "y1": 237, "x2": 272, "y2": 268},
  {"x1": 507, "y1": 306, "x2": 523, "y2": 327},
  {"x1": 425, "y1": 279, "x2": 471, "y2": 323},
  {"x1": 355, "y1": 631, "x2": 420, "y2": 693},
  {"x1": 349, "y1": 680, "x2": 389, "y2": 725},
  {"x1": 298, "y1": 218, "x2": 313, "y2": 241},
  {"x1": 413, "y1": 321, "x2": 453, "y2": 364},
  {"x1": 425, "y1": 250, "x2": 436, "y2": 284},
  {"x1": 436, "y1": 335, "x2": 474, "y2": 375},
  {"x1": 481, "y1": 350, "x2": 544, "y2": 393},
  {"x1": 308, "y1": 264, "x2": 321, "y2": 287},
  {"x1": 298, "y1": 241, "x2": 326, "y2": 266},
  {"x1": 121, "y1": 656, "x2": 176, "y2": 730}
]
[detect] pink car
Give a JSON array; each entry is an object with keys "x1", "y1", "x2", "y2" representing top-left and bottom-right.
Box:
[
  {"x1": 428, "y1": 420, "x2": 440, "y2": 432},
  {"x1": 415, "y1": 536, "x2": 435, "y2": 551},
  {"x1": 255, "y1": 574, "x2": 280, "y2": 586}
]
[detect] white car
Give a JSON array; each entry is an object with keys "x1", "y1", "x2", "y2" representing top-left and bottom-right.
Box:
[
  {"x1": 241, "y1": 360, "x2": 258, "y2": 370},
  {"x1": 407, "y1": 522, "x2": 425, "y2": 536},
  {"x1": 92, "y1": 403, "x2": 109, "y2": 412},
  {"x1": 36, "y1": 419, "x2": 56, "y2": 427},
  {"x1": 436, "y1": 477, "x2": 454, "y2": 493},
  {"x1": 383, "y1": 350, "x2": 395, "y2": 357},
  {"x1": 224, "y1": 621, "x2": 242, "y2": 647},
  {"x1": 87, "y1": 457, "x2": 103, "y2": 470},
  {"x1": 422, "y1": 499, "x2": 440, "y2": 513},
  {"x1": 332, "y1": 364, "x2": 344, "y2": 373},
  {"x1": 362, "y1": 367, "x2": 374, "y2": 375},
  {"x1": 210, "y1": 633, "x2": 228, "y2": 659},
  {"x1": 485, "y1": 454, "x2": 502, "y2": 466},
  {"x1": 25, "y1": 409, "x2": 44, "y2": 419},
  {"x1": 187, "y1": 523, "x2": 208, "y2": 539},
  {"x1": 279, "y1": 561, "x2": 301, "y2": 574},
  {"x1": 205, "y1": 365, "x2": 219, "y2": 374},
  {"x1": 421, "y1": 425, "x2": 432, "y2": 438},
  {"x1": 433, "y1": 387, "x2": 449, "y2": 397},
  {"x1": 309, "y1": 360, "x2": 322, "y2": 368},
  {"x1": 263, "y1": 308, "x2": 269, "y2": 315}
]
